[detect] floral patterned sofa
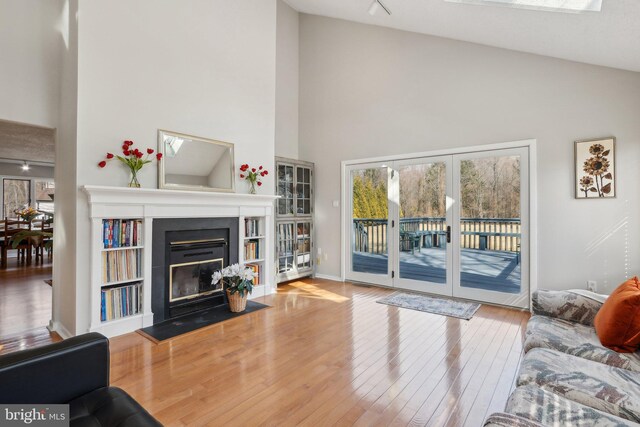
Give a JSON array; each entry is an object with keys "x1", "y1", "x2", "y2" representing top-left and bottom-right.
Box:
[{"x1": 484, "y1": 290, "x2": 640, "y2": 426}]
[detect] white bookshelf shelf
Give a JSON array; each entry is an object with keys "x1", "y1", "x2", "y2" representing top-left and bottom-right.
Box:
[
  {"x1": 101, "y1": 277, "x2": 144, "y2": 287},
  {"x1": 101, "y1": 246, "x2": 144, "y2": 252},
  {"x1": 243, "y1": 217, "x2": 268, "y2": 288},
  {"x1": 99, "y1": 313, "x2": 144, "y2": 326}
]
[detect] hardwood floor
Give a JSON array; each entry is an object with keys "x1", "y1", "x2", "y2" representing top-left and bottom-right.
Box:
[
  {"x1": 0, "y1": 327, "x2": 61, "y2": 356},
  {"x1": 0, "y1": 277, "x2": 529, "y2": 426},
  {"x1": 106, "y1": 278, "x2": 529, "y2": 427},
  {"x1": 0, "y1": 256, "x2": 52, "y2": 337}
]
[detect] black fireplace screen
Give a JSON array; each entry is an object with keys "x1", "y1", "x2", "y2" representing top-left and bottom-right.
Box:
[{"x1": 170, "y1": 258, "x2": 223, "y2": 302}]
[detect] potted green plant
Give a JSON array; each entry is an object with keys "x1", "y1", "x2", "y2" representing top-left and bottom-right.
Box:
[{"x1": 211, "y1": 263, "x2": 257, "y2": 312}]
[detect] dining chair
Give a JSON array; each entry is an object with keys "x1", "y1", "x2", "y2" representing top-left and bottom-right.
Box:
[
  {"x1": 1, "y1": 218, "x2": 32, "y2": 268},
  {"x1": 0, "y1": 219, "x2": 4, "y2": 269},
  {"x1": 34, "y1": 217, "x2": 53, "y2": 262}
]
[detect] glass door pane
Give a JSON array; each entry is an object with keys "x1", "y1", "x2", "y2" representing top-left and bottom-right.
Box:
[
  {"x1": 3, "y1": 178, "x2": 31, "y2": 218},
  {"x1": 296, "y1": 221, "x2": 312, "y2": 271},
  {"x1": 277, "y1": 164, "x2": 294, "y2": 215},
  {"x1": 35, "y1": 180, "x2": 55, "y2": 214},
  {"x1": 295, "y1": 166, "x2": 312, "y2": 215},
  {"x1": 277, "y1": 222, "x2": 295, "y2": 275},
  {"x1": 454, "y1": 147, "x2": 529, "y2": 308},
  {"x1": 393, "y1": 157, "x2": 453, "y2": 295},
  {"x1": 347, "y1": 164, "x2": 391, "y2": 285}
]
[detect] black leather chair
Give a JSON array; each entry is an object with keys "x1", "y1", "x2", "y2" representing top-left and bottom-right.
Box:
[{"x1": 0, "y1": 333, "x2": 162, "y2": 426}]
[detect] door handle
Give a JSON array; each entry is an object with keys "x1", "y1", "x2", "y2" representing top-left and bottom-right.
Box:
[{"x1": 446, "y1": 226, "x2": 451, "y2": 243}]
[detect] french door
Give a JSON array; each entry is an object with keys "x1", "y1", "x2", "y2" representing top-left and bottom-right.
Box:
[{"x1": 346, "y1": 147, "x2": 529, "y2": 308}]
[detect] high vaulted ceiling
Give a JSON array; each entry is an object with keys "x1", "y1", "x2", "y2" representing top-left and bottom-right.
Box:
[{"x1": 284, "y1": 0, "x2": 640, "y2": 72}]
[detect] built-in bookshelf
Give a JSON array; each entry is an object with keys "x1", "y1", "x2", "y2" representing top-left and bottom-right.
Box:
[
  {"x1": 242, "y1": 217, "x2": 265, "y2": 288},
  {"x1": 99, "y1": 218, "x2": 144, "y2": 325},
  {"x1": 84, "y1": 185, "x2": 278, "y2": 338}
]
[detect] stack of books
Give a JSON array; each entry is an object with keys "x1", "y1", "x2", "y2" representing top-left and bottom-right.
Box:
[
  {"x1": 102, "y1": 219, "x2": 142, "y2": 248},
  {"x1": 244, "y1": 241, "x2": 260, "y2": 261},
  {"x1": 245, "y1": 218, "x2": 261, "y2": 237},
  {"x1": 101, "y1": 282, "x2": 142, "y2": 321},
  {"x1": 246, "y1": 263, "x2": 261, "y2": 285},
  {"x1": 102, "y1": 249, "x2": 142, "y2": 283}
]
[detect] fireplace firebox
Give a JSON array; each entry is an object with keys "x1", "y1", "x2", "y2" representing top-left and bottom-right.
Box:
[{"x1": 152, "y1": 218, "x2": 239, "y2": 323}]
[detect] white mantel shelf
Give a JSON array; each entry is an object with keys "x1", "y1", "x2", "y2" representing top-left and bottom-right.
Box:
[
  {"x1": 83, "y1": 185, "x2": 278, "y2": 208},
  {"x1": 83, "y1": 185, "x2": 278, "y2": 338}
]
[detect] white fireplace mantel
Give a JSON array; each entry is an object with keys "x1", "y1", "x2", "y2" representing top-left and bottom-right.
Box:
[
  {"x1": 82, "y1": 185, "x2": 278, "y2": 337},
  {"x1": 83, "y1": 185, "x2": 278, "y2": 218}
]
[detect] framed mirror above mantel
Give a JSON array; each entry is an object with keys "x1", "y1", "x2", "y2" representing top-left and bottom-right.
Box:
[{"x1": 157, "y1": 129, "x2": 235, "y2": 193}]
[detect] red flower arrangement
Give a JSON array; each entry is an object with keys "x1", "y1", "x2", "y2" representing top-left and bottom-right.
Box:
[
  {"x1": 239, "y1": 164, "x2": 268, "y2": 194},
  {"x1": 99, "y1": 140, "x2": 162, "y2": 187}
]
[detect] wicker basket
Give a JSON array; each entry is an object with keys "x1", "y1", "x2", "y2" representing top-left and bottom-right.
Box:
[{"x1": 227, "y1": 289, "x2": 248, "y2": 313}]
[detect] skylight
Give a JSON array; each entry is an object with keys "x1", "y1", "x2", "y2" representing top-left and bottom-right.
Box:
[
  {"x1": 164, "y1": 136, "x2": 184, "y2": 158},
  {"x1": 444, "y1": 0, "x2": 602, "y2": 13}
]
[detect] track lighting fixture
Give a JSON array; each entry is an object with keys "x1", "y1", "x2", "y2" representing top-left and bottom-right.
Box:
[{"x1": 21, "y1": 161, "x2": 30, "y2": 171}]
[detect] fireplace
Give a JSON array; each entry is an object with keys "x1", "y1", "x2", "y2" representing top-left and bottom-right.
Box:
[
  {"x1": 152, "y1": 218, "x2": 239, "y2": 323},
  {"x1": 168, "y1": 238, "x2": 226, "y2": 317}
]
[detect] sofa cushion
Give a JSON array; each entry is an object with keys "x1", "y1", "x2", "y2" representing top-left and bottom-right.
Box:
[
  {"x1": 532, "y1": 289, "x2": 604, "y2": 326},
  {"x1": 69, "y1": 387, "x2": 161, "y2": 427},
  {"x1": 594, "y1": 277, "x2": 640, "y2": 352},
  {"x1": 524, "y1": 315, "x2": 640, "y2": 372},
  {"x1": 506, "y1": 386, "x2": 637, "y2": 427},
  {"x1": 484, "y1": 412, "x2": 545, "y2": 427},
  {"x1": 518, "y1": 348, "x2": 640, "y2": 422}
]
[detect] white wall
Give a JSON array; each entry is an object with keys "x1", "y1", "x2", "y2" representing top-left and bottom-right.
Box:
[
  {"x1": 63, "y1": 0, "x2": 277, "y2": 335},
  {"x1": 52, "y1": 0, "x2": 78, "y2": 337},
  {"x1": 275, "y1": 0, "x2": 299, "y2": 159},
  {"x1": 0, "y1": 0, "x2": 63, "y2": 128},
  {"x1": 299, "y1": 15, "x2": 640, "y2": 293}
]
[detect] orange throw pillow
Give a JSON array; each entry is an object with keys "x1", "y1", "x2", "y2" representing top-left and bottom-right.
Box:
[{"x1": 594, "y1": 277, "x2": 640, "y2": 353}]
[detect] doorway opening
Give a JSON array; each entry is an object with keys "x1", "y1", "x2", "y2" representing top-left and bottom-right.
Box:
[{"x1": 0, "y1": 119, "x2": 55, "y2": 340}]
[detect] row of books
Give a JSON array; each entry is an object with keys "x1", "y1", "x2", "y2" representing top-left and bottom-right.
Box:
[
  {"x1": 245, "y1": 218, "x2": 261, "y2": 237},
  {"x1": 103, "y1": 219, "x2": 142, "y2": 249},
  {"x1": 102, "y1": 249, "x2": 142, "y2": 283},
  {"x1": 101, "y1": 282, "x2": 142, "y2": 322},
  {"x1": 246, "y1": 263, "x2": 261, "y2": 285},
  {"x1": 244, "y1": 241, "x2": 261, "y2": 261},
  {"x1": 277, "y1": 240, "x2": 295, "y2": 257}
]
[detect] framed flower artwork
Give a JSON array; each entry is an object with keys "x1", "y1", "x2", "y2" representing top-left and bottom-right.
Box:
[{"x1": 575, "y1": 137, "x2": 616, "y2": 199}]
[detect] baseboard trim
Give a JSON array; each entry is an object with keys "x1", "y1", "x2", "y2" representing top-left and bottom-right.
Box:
[
  {"x1": 314, "y1": 273, "x2": 344, "y2": 282},
  {"x1": 48, "y1": 320, "x2": 72, "y2": 339}
]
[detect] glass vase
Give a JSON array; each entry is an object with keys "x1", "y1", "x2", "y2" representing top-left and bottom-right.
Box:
[
  {"x1": 128, "y1": 170, "x2": 141, "y2": 188},
  {"x1": 248, "y1": 180, "x2": 257, "y2": 194}
]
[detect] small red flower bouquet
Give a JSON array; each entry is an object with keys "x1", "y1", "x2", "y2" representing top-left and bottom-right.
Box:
[
  {"x1": 239, "y1": 164, "x2": 268, "y2": 194},
  {"x1": 99, "y1": 140, "x2": 162, "y2": 187}
]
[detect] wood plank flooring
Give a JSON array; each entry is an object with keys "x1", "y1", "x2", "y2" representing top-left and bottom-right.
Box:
[
  {"x1": 0, "y1": 327, "x2": 61, "y2": 356},
  {"x1": 0, "y1": 256, "x2": 52, "y2": 337},
  {"x1": 106, "y1": 278, "x2": 529, "y2": 427},
  {"x1": 0, "y1": 277, "x2": 528, "y2": 425}
]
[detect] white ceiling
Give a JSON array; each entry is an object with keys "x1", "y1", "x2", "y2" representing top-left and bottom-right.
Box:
[{"x1": 284, "y1": 0, "x2": 640, "y2": 72}]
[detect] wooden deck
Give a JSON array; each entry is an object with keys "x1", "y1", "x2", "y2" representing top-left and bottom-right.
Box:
[{"x1": 353, "y1": 248, "x2": 520, "y2": 294}]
